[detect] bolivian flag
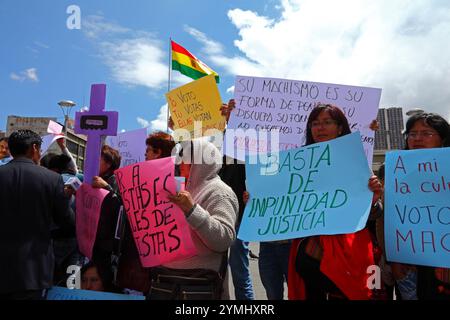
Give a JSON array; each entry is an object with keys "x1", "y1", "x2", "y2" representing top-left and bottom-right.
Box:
[{"x1": 171, "y1": 40, "x2": 220, "y2": 83}]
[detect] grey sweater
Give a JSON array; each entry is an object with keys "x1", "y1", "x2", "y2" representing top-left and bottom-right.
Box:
[{"x1": 164, "y1": 139, "x2": 238, "y2": 273}]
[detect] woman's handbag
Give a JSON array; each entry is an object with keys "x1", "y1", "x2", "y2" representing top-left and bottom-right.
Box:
[
  {"x1": 148, "y1": 254, "x2": 228, "y2": 300},
  {"x1": 148, "y1": 267, "x2": 224, "y2": 300}
]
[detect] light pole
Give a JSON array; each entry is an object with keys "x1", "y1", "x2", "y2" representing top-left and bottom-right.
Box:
[{"x1": 58, "y1": 100, "x2": 76, "y2": 135}]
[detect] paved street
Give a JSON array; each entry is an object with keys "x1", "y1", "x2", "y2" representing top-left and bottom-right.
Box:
[{"x1": 228, "y1": 242, "x2": 288, "y2": 300}]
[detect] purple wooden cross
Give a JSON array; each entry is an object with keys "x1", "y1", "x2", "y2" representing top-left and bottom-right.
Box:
[{"x1": 75, "y1": 84, "x2": 118, "y2": 185}]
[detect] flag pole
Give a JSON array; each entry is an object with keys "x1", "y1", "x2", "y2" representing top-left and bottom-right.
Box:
[{"x1": 167, "y1": 37, "x2": 172, "y2": 133}]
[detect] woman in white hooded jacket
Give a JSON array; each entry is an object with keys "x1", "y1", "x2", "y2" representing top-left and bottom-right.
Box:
[{"x1": 160, "y1": 138, "x2": 238, "y2": 299}]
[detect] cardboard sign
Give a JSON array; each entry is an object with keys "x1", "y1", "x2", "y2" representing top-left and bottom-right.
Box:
[
  {"x1": 75, "y1": 183, "x2": 109, "y2": 259},
  {"x1": 166, "y1": 74, "x2": 226, "y2": 139},
  {"x1": 385, "y1": 148, "x2": 450, "y2": 268},
  {"x1": 106, "y1": 128, "x2": 147, "y2": 168},
  {"x1": 115, "y1": 157, "x2": 197, "y2": 267},
  {"x1": 46, "y1": 287, "x2": 145, "y2": 300},
  {"x1": 224, "y1": 76, "x2": 381, "y2": 165},
  {"x1": 238, "y1": 132, "x2": 373, "y2": 241}
]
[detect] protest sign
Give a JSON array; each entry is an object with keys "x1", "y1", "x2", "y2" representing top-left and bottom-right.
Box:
[
  {"x1": 385, "y1": 148, "x2": 450, "y2": 268},
  {"x1": 47, "y1": 120, "x2": 63, "y2": 135},
  {"x1": 106, "y1": 128, "x2": 147, "y2": 167},
  {"x1": 41, "y1": 120, "x2": 64, "y2": 155},
  {"x1": 47, "y1": 286, "x2": 145, "y2": 300},
  {"x1": 224, "y1": 76, "x2": 381, "y2": 165},
  {"x1": 166, "y1": 74, "x2": 226, "y2": 139},
  {"x1": 76, "y1": 183, "x2": 109, "y2": 259},
  {"x1": 115, "y1": 157, "x2": 197, "y2": 267},
  {"x1": 238, "y1": 132, "x2": 373, "y2": 241},
  {"x1": 40, "y1": 134, "x2": 63, "y2": 155}
]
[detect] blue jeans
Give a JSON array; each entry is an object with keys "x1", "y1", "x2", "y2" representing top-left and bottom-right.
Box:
[
  {"x1": 229, "y1": 239, "x2": 254, "y2": 300},
  {"x1": 258, "y1": 241, "x2": 291, "y2": 300},
  {"x1": 397, "y1": 270, "x2": 418, "y2": 300}
]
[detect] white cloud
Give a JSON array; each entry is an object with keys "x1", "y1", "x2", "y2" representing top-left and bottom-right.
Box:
[
  {"x1": 10, "y1": 68, "x2": 39, "y2": 82},
  {"x1": 10, "y1": 73, "x2": 22, "y2": 81},
  {"x1": 136, "y1": 104, "x2": 169, "y2": 132},
  {"x1": 83, "y1": 15, "x2": 168, "y2": 90},
  {"x1": 24, "y1": 68, "x2": 39, "y2": 82},
  {"x1": 100, "y1": 38, "x2": 167, "y2": 89},
  {"x1": 83, "y1": 15, "x2": 131, "y2": 39},
  {"x1": 226, "y1": 86, "x2": 235, "y2": 94},
  {"x1": 184, "y1": 25, "x2": 223, "y2": 55},
  {"x1": 150, "y1": 104, "x2": 169, "y2": 132},
  {"x1": 34, "y1": 41, "x2": 50, "y2": 49},
  {"x1": 136, "y1": 117, "x2": 150, "y2": 128},
  {"x1": 189, "y1": 0, "x2": 450, "y2": 119}
]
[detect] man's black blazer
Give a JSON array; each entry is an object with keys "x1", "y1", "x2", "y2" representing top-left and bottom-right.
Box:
[{"x1": 0, "y1": 157, "x2": 73, "y2": 294}]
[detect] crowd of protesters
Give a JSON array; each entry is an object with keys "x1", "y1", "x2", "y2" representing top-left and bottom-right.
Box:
[{"x1": 0, "y1": 101, "x2": 448, "y2": 300}]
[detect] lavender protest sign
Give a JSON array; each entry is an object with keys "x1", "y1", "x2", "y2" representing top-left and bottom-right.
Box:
[
  {"x1": 115, "y1": 157, "x2": 197, "y2": 267},
  {"x1": 74, "y1": 84, "x2": 118, "y2": 184},
  {"x1": 224, "y1": 76, "x2": 381, "y2": 165},
  {"x1": 106, "y1": 128, "x2": 147, "y2": 168}
]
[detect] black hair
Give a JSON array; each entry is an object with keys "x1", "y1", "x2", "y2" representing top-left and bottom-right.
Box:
[
  {"x1": 0, "y1": 137, "x2": 8, "y2": 143},
  {"x1": 40, "y1": 153, "x2": 57, "y2": 169},
  {"x1": 377, "y1": 164, "x2": 385, "y2": 182},
  {"x1": 146, "y1": 131, "x2": 176, "y2": 158},
  {"x1": 404, "y1": 112, "x2": 450, "y2": 149},
  {"x1": 8, "y1": 130, "x2": 42, "y2": 157},
  {"x1": 48, "y1": 154, "x2": 73, "y2": 174},
  {"x1": 101, "y1": 145, "x2": 121, "y2": 176},
  {"x1": 305, "y1": 104, "x2": 352, "y2": 146},
  {"x1": 81, "y1": 261, "x2": 114, "y2": 292}
]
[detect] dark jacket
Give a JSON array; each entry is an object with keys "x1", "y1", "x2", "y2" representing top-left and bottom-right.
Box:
[
  {"x1": 0, "y1": 158, "x2": 73, "y2": 294},
  {"x1": 91, "y1": 174, "x2": 123, "y2": 290},
  {"x1": 218, "y1": 156, "x2": 246, "y2": 227}
]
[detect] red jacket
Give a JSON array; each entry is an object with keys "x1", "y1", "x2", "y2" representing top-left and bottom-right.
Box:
[{"x1": 288, "y1": 229, "x2": 374, "y2": 300}]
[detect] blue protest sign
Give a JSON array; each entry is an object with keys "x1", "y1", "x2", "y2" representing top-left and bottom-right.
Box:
[
  {"x1": 238, "y1": 132, "x2": 373, "y2": 241},
  {"x1": 385, "y1": 147, "x2": 450, "y2": 268},
  {"x1": 46, "y1": 286, "x2": 145, "y2": 300}
]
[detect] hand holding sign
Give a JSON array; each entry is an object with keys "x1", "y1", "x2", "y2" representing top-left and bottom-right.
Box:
[{"x1": 168, "y1": 190, "x2": 195, "y2": 215}]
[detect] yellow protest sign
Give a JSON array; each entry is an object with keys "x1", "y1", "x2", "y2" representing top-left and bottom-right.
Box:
[{"x1": 166, "y1": 74, "x2": 225, "y2": 139}]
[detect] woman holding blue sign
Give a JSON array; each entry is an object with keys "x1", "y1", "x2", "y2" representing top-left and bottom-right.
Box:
[
  {"x1": 390, "y1": 112, "x2": 450, "y2": 300},
  {"x1": 287, "y1": 103, "x2": 383, "y2": 300}
]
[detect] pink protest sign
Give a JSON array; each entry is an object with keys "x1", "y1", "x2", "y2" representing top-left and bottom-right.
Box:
[
  {"x1": 76, "y1": 183, "x2": 109, "y2": 259},
  {"x1": 115, "y1": 157, "x2": 197, "y2": 267},
  {"x1": 47, "y1": 120, "x2": 63, "y2": 135}
]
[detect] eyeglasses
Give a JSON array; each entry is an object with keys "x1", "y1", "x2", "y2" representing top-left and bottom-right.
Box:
[
  {"x1": 407, "y1": 131, "x2": 439, "y2": 139},
  {"x1": 311, "y1": 119, "x2": 338, "y2": 128}
]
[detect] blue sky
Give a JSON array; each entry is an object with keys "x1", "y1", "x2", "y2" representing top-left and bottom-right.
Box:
[{"x1": 1, "y1": 0, "x2": 449, "y2": 133}]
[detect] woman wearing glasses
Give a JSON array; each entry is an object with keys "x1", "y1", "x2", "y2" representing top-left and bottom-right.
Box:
[
  {"x1": 287, "y1": 103, "x2": 383, "y2": 300},
  {"x1": 390, "y1": 112, "x2": 450, "y2": 300}
]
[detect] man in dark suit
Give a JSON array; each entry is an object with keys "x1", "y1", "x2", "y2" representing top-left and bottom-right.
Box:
[{"x1": 0, "y1": 130, "x2": 74, "y2": 299}]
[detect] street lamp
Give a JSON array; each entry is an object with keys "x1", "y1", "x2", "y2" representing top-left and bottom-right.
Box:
[{"x1": 58, "y1": 100, "x2": 76, "y2": 135}]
